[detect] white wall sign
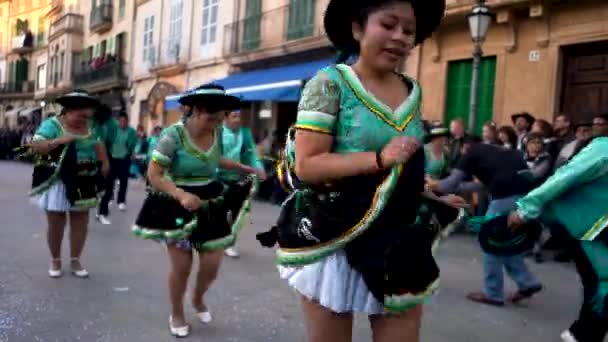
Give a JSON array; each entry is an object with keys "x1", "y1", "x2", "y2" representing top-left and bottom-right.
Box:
[
  {"x1": 259, "y1": 109, "x2": 271, "y2": 119},
  {"x1": 529, "y1": 50, "x2": 540, "y2": 62}
]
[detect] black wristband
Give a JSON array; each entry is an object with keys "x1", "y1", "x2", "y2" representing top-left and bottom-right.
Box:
[{"x1": 375, "y1": 150, "x2": 384, "y2": 169}]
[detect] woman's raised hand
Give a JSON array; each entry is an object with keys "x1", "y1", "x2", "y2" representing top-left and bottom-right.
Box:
[{"x1": 380, "y1": 136, "x2": 421, "y2": 168}]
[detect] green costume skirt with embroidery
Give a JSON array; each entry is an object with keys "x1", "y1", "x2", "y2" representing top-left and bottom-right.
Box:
[{"x1": 132, "y1": 177, "x2": 257, "y2": 251}]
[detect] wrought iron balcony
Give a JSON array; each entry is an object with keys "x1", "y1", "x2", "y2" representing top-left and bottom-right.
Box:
[
  {"x1": 90, "y1": 3, "x2": 113, "y2": 34},
  {"x1": 148, "y1": 40, "x2": 187, "y2": 77},
  {"x1": 11, "y1": 33, "x2": 34, "y2": 54},
  {"x1": 223, "y1": 2, "x2": 327, "y2": 63},
  {"x1": 73, "y1": 60, "x2": 127, "y2": 92},
  {"x1": 49, "y1": 13, "x2": 84, "y2": 41},
  {"x1": 0, "y1": 81, "x2": 35, "y2": 99}
]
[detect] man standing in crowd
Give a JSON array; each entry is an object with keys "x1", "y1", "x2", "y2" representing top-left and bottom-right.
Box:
[
  {"x1": 220, "y1": 110, "x2": 266, "y2": 258},
  {"x1": 512, "y1": 112, "x2": 535, "y2": 150},
  {"x1": 553, "y1": 114, "x2": 575, "y2": 152},
  {"x1": 448, "y1": 118, "x2": 468, "y2": 168},
  {"x1": 98, "y1": 112, "x2": 137, "y2": 225},
  {"x1": 427, "y1": 136, "x2": 542, "y2": 306},
  {"x1": 553, "y1": 122, "x2": 593, "y2": 172}
]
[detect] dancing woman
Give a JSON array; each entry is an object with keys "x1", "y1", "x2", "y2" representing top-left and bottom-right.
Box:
[
  {"x1": 256, "y1": 1, "x2": 467, "y2": 341},
  {"x1": 28, "y1": 90, "x2": 110, "y2": 278},
  {"x1": 131, "y1": 84, "x2": 260, "y2": 338},
  {"x1": 509, "y1": 114, "x2": 608, "y2": 342}
]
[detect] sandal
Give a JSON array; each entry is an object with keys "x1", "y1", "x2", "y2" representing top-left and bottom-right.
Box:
[{"x1": 70, "y1": 258, "x2": 89, "y2": 278}]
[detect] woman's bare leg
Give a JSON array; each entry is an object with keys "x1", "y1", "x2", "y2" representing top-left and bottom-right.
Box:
[
  {"x1": 46, "y1": 211, "x2": 67, "y2": 270},
  {"x1": 370, "y1": 305, "x2": 423, "y2": 342},
  {"x1": 68, "y1": 211, "x2": 89, "y2": 271},
  {"x1": 167, "y1": 244, "x2": 193, "y2": 327},
  {"x1": 301, "y1": 296, "x2": 354, "y2": 342},
  {"x1": 192, "y1": 249, "x2": 224, "y2": 312}
]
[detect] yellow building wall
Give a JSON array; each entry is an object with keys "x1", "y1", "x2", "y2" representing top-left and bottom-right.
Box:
[{"x1": 413, "y1": 2, "x2": 608, "y2": 126}]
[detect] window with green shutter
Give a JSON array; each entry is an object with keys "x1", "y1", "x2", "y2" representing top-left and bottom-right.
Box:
[
  {"x1": 119, "y1": 0, "x2": 125, "y2": 18},
  {"x1": 37, "y1": 17, "x2": 45, "y2": 47},
  {"x1": 242, "y1": 0, "x2": 261, "y2": 51},
  {"x1": 8, "y1": 62, "x2": 15, "y2": 84},
  {"x1": 15, "y1": 58, "x2": 29, "y2": 86},
  {"x1": 287, "y1": 0, "x2": 315, "y2": 40},
  {"x1": 444, "y1": 57, "x2": 496, "y2": 134}
]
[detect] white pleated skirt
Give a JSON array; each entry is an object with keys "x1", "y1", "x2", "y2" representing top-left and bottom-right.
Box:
[
  {"x1": 279, "y1": 250, "x2": 385, "y2": 315},
  {"x1": 32, "y1": 181, "x2": 88, "y2": 213}
]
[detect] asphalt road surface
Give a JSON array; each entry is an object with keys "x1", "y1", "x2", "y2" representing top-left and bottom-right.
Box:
[{"x1": 0, "y1": 161, "x2": 593, "y2": 342}]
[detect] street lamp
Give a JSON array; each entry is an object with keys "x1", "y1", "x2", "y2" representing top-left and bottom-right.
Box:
[{"x1": 466, "y1": 0, "x2": 494, "y2": 134}]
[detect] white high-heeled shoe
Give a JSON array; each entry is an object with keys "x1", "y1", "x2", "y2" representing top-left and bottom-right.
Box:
[
  {"x1": 560, "y1": 330, "x2": 578, "y2": 342},
  {"x1": 169, "y1": 316, "x2": 190, "y2": 338},
  {"x1": 48, "y1": 258, "x2": 62, "y2": 278},
  {"x1": 70, "y1": 258, "x2": 89, "y2": 278},
  {"x1": 196, "y1": 310, "x2": 212, "y2": 324}
]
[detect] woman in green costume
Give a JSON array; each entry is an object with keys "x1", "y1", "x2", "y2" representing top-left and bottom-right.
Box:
[
  {"x1": 424, "y1": 126, "x2": 450, "y2": 180},
  {"x1": 509, "y1": 113, "x2": 608, "y2": 342},
  {"x1": 256, "y1": 0, "x2": 469, "y2": 341},
  {"x1": 132, "y1": 84, "x2": 260, "y2": 338},
  {"x1": 29, "y1": 90, "x2": 110, "y2": 279}
]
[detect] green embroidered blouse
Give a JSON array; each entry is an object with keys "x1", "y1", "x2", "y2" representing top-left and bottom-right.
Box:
[
  {"x1": 150, "y1": 122, "x2": 222, "y2": 186},
  {"x1": 294, "y1": 64, "x2": 425, "y2": 154},
  {"x1": 33, "y1": 117, "x2": 100, "y2": 162}
]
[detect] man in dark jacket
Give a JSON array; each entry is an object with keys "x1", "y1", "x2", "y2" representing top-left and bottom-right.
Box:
[{"x1": 428, "y1": 136, "x2": 543, "y2": 307}]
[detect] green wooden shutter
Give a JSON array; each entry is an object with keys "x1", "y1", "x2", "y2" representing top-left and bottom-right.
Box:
[
  {"x1": 8, "y1": 62, "x2": 15, "y2": 84},
  {"x1": 37, "y1": 17, "x2": 45, "y2": 47},
  {"x1": 242, "y1": 0, "x2": 261, "y2": 51},
  {"x1": 444, "y1": 57, "x2": 496, "y2": 134},
  {"x1": 287, "y1": 0, "x2": 314, "y2": 40},
  {"x1": 15, "y1": 58, "x2": 29, "y2": 86},
  {"x1": 477, "y1": 57, "x2": 497, "y2": 132},
  {"x1": 119, "y1": 0, "x2": 126, "y2": 18}
]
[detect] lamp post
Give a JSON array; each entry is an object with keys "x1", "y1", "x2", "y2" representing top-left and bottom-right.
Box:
[{"x1": 466, "y1": 0, "x2": 494, "y2": 134}]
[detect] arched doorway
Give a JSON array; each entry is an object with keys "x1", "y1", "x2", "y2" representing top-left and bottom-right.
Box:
[{"x1": 146, "y1": 82, "x2": 179, "y2": 130}]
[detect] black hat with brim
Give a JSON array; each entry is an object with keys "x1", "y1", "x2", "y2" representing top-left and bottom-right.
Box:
[
  {"x1": 511, "y1": 112, "x2": 535, "y2": 125},
  {"x1": 56, "y1": 90, "x2": 100, "y2": 109},
  {"x1": 423, "y1": 127, "x2": 449, "y2": 144},
  {"x1": 178, "y1": 85, "x2": 240, "y2": 111},
  {"x1": 574, "y1": 122, "x2": 592, "y2": 129},
  {"x1": 324, "y1": 0, "x2": 446, "y2": 54},
  {"x1": 478, "y1": 215, "x2": 542, "y2": 256}
]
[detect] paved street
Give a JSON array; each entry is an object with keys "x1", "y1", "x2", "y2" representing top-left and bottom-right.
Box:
[{"x1": 0, "y1": 161, "x2": 589, "y2": 342}]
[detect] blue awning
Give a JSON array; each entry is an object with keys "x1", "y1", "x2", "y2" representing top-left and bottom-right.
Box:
[
  {"x1": 164, "y1": 94, "x2": 181, "y2": 111},
  {"x1": 214, "y1": 59, "x2": 332, "y2": 102}
]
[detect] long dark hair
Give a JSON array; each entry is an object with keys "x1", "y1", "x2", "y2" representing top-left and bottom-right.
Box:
[
  {"x1": 333, "y1": 0, "x2": 434, "y2": 64},
  {"x1": 498, "y1": 126, "x2": 517, "y2": 149}
]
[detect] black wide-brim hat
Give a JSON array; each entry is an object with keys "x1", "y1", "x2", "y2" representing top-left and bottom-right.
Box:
[
  {"x1": 511, "y1": 112, "x2": 535, "y2": 125},
  {"x1": 478, "y1": 215, "x2": 542, "y2": 256},
  {"x1": 56, "y1": 89, "x2": 100, "y2": 109},
  {"x1": 423, "y1": 127, "x2": 449, "y2": 144},
  {"x1": 574, "y1": 122, "x2": 592, "y2": 129},
  {"x1": 178, "y1": 85, "x2": 240, "y2": 111},
  {"x1": 324, "y1": 0, "x2": 446, "y2": 53}
]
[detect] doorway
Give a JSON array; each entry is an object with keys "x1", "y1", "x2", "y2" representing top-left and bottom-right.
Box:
[{"x1": 560, "y1": 41, "x2": 608, "y2": 123}]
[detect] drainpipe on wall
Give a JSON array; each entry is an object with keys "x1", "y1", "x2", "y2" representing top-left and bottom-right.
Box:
[
  {"x1": 185, "y1": 0, "x2": 195, "y2": 90},
  {"x1": 232, "y1": 0, "x2": 241, "y2": 56},
  {"x1": 128, "y1": 0, "x2": 138, "y2": 116}
]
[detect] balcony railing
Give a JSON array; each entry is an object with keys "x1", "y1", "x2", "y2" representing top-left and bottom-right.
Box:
[
  {"x1": 73, "y1": 60, "x2": 126, "y2": 90},
  {"x1": 148, "y1": 40, "x2": 187, "y2": 76},
  {"x1": 11, "y1": 33, "x2": 34, "y2": 53},
  {"x1": 90, "y1": 3, "x2": 113, "y2": 33},
  {"x1": 0, "y1": 82, "x2": 35, "y2": 96},
  {"x1": 49, "y1": 13, "x2": 84, "y2": 41},
  {"x1": 223, "y1": 2, "x2": 324, "y2": 57}
]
